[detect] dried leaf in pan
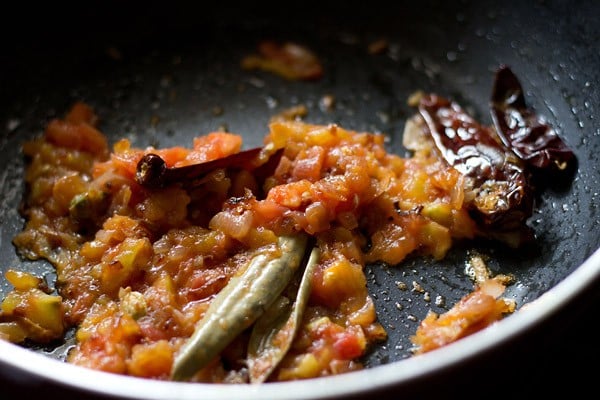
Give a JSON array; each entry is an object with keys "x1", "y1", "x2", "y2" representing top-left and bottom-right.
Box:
[
  {"x1": 170, "y1": 234, "x2": 308, "y2": 381},
  {"x1": 247, "y1": 247, "x2": 320, "y2": 383}
]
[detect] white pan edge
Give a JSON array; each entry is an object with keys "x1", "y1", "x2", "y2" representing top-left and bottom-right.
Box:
[{"x1": 1, "y1": 246, "x2": 599, "y2": 400}]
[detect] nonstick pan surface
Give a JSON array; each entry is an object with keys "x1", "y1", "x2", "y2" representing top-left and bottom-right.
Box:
[{"x1": 0, "y1": 1, "x2": 599, "y2": 398}]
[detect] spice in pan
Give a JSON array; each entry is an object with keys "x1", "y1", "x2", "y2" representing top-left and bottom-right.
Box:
[
  {"x1": 136, "y1": 148, "x2": 264, "y2": 189},
  {"x1": 406, "y1": 92, "x2": 534, "y2": 247},
  {"x1": 490, "y1": 65, "x2": 575, "y2": 172},
  {"x1": 171, "y1": 234, "x2": 309, "y2": 381},
  {"x1": 247, "y1": 245, "x2": 320, "y2": 383}
]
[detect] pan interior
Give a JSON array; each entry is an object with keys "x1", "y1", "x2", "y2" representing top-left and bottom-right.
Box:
[{"x1": 0, "y1": 0, "x2": 598, "y2": 379}]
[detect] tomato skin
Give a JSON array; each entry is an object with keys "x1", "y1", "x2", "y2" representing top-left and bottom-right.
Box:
[
  {"x1": 188, "y1": 132, "x2": 243, "y2": 164},
  {"x1": 292, "y1": 145, "x2": 325, "y2": 181},
  {"x1": 45, "y1": 119, "x2": 108, "y2": 157},
  {"x1": 241, "y1": 40, "x2": 324, "y2": 81},
  {"x1": 332, "y1": 330, "x2": 364, "y2": 360},
  {"x1": 65, "y1": 101, "x2": 98, "y2": 125}
]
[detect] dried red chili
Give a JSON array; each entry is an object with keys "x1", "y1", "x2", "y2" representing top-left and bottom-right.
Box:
[
  {"x1": 416, "y1": 93, "x2": 534, "y2": 244},
  {"x1": 490, "y1": 65, "x2": 575, "y2": 172}
]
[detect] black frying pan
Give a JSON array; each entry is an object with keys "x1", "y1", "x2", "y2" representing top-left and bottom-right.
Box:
[{"x1": 1, "y1": 1, "x2": 599, "y2": 398}]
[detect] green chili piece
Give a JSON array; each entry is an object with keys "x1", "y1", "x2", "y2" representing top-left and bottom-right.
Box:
[
  {"x1": 170, "y1": 234, "x2": 308, "y2": 381},
  {"x1": 247, "y1": 246, "x2": 320, "y2": 383}
]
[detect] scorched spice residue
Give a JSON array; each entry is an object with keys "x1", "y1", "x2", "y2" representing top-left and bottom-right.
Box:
[{"x1": 0, "y1": 65, "x2": 574, "y2": 383}]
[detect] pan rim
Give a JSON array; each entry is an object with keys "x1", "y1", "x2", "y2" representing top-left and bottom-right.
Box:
[{"x1": 1, "y1": 247, "x2": 598, "y2": 399}]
